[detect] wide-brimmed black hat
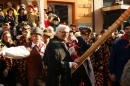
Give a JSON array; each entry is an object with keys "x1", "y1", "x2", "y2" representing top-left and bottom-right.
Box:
[
  {"x1": 53, "y1": 17, "x2": 58, "y2": 21},
  {"x1": 7, "y1": 8, "x2": 14, "y2": 13}
]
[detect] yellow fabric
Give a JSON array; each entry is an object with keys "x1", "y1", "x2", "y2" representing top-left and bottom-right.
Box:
[
  {"x1": 3, "y1": 8, "x2": 18, "y2": 16},
  {"x1": 27, "y1": 12, "x2": 38, "y2": 24}
]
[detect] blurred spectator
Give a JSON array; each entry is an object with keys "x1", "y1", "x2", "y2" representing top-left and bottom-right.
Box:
[
  {"x1": 43, "y1": 29, "x2": 53, "y2": 45},
  {"x1": 30, "y1": 22, "x2": 37, "y2": 32},
  {"x1": 47, "y1": 26, "x2": 54, "y2": 34},
  {"x1": 69, "y1": 24, "x2": 76, "y2": 31},
  {"x1": 5, "y1": 8, "x2": 17, "y2": 33},
  {"x1": 44, "y1": 11, "x2": 50, "y2": 28},
  {"x1": 3, "y1": 2, "x2": 18, "y2": 17},
  {"x1": 109, "y1": 23, "x2": 130, "y2": 86},
  {"x1": 18, "y1": 7, "x2": 28, "y2": 23},
  {"x1": 47, "y1": 5, "x2": 53, "y2": 11},
  {"x1": 1, "y1": 22, "x2": 15, "y2": 40},
  {"x1": 16, "y1": 25, "x2": 31, "y2": 46},
  {"x1": 1, "y1": 22, "x2": 10, "y2": 30},
  {"x1": 0, "y1": 44, "x2": 8, "y2": 85},
  {"x1": 51, "y1": 17, "x2": 59, "y2": 31},
  {"x1": 14, "y1": 4, "x2": 20, "y2": 12},
  {"x1": 81, "y1": 27, "x2": 93, "y2": 43},
  {"x1": 1, "y1": 31, "x2": 16, "y2": 86},
  {"x1": 0, "y1": 7, "x2": 5, "y2": 27},
  {"x1": 20, "y1": 4, "x2": 26, "y2": 9},
  {"x1": 27, "y1": 4, "x2": 38, "y2": 25},
  {"x1": 47, "y1": 11, "x2": 60, "y2": 24}
]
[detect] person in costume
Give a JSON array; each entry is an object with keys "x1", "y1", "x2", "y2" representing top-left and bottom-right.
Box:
[
  {"x1": 4, "y1": 7, "x2": 17, "y2": 30},
  {"x1": 25, "y1": 27, "x2": 46, "y2": 86},
  {"x1": 18, "y1": 7, "x2": 28, "y2": 24},
  {"x1": 0, "y1": 7, "x2": 5, "y2": 27},
  {"x1": 27, "y1": 4, "x2": 38, "y2": 25},
  {"x1": 72, "y1": 30, "x2": 95, "y2": 86},
  {"x1": 3, "y1": 2, "x2": 18, "y2": 17},
  {"x1": 0, "y1": 22, "x2": 15, "y2": 41},
  {"x1": 0, "y1": 40, "x2": 8, "y2": 86},
  {"x1": 43, "y1": 29, "x2": 53, "y2": 46},
  {"x1": 109, "y1": 23, "x2": 130, "y2": 86},
  {"x1": 1, "y1": 31, "x2": 17, "y2": 86},
  {"x1": 15, "y1": 25, "x2": 31, "y2": 86},
  {"x1": 66, "y1": 30, "x2": 80, "y2": 61},
  {"x1": 16, "y1": 24, "x2": 32, "y2": 45}
]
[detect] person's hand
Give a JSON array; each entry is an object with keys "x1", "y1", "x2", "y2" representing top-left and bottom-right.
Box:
[
  {"x1": 74, "y1": 57, "x2": 81, "y2": 63},
  {"x1": 110, "y1": 74, "x2": 116, "y2": 82},
  {"x1": 3, "y1": 69, "x2": 8, "y2": 77},
  {"x1": 72, "y1": 62, "x2": 78, "y2": 69},
  {"x1": 71, "y1": 52, "x2": 77, "y2": 55}
]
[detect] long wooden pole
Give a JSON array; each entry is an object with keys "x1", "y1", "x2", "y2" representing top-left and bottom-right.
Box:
[{"x1": 72, "y1": 7, "x2": 130, "y2": 73}]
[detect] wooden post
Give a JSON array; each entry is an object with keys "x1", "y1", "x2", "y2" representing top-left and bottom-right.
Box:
[
  {"x1": 38, "y1": 0, "x2": 45, "y2": 29},
  {"x1": 72, "y1": 7, "x2": 130, "y2": 73}
]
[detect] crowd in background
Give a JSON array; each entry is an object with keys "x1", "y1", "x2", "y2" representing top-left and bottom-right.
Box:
[{"x1": 0, "y1": 1, "x2": 129, "y2": 86}]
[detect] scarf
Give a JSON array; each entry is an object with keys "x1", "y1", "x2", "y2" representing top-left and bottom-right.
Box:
[{"x1": 121, "y1": 34, "x2": 130, "y2": 48}]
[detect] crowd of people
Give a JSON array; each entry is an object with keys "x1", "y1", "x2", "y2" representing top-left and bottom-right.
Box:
[{"x1": 0, "y1": 1, "x2": 130, "y2": 86}]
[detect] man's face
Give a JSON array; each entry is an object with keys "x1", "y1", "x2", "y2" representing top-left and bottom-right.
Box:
[
  {"x1": 7, "y1": 2, "x2": 12, "y2": 7},
  {"x1": 43, "y1": 35, "x2": 50, "y2": 45},
  {"x1": 124, "y1": 26, "x2": 130, "y2": 37},
  {"x1": 27, "y1": 7, "x2": 33, "y2": 13},
  {"x1": 70, "y1": 26, "x2": 76, "y2": 31},
  {"x1": 3, "y1": 33, "x2": 11, "y2": 43},
  {"x1": 68, "y1": 32, "x2": 74, "y2": 40},
  {"x1": 31, "y1": 33, "x2": 42, "y2": 44},
  {"x1": 22, "y1": 29, "x2": 30, "y2": 37},
  {"x1": 53, "y1": 20, "x2": 58, "y2": 25},
  {"x1": 8, "y1": 10, "x2": 13, "y2": 14},
  {"x1": 48, "y1": 13, "x2": 53, "y2": 17},
  {"x1": 56, "y1": 28, "x2": 69, "y2": 41}
]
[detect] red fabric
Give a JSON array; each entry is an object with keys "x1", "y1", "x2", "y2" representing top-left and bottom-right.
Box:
[
  {"x1": 66, "y1": 40, "x2": 80, "y2": 60},
  {"x1": 27, "y1": 4, "x2": 35, "y2": 11},
  {"x1": 121, "y1": 34, "x2": 129, "y2": 41},
  {"x1": 35, "y1": 44, "x2": 44, "y2": 54},
  {"x1": 121, "y1": 34, "x2": 130, "y2": 48},
  {"x1": 44, "y1": 20, "x2": 50, "y2": 28}
]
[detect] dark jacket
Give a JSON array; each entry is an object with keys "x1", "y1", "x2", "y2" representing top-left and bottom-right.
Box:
[
  {"x1": 109, "y1": 37, "x2": 130, "y2": 82},
  {"x1": 43, "y1": 36, "x2": 72, "y2": 86},
  {"x1": 18, "y1": 15, "x2": 28, "y2": 23},
  {"x1": 0, "y1": 59, "x2": 6, "y2": 84},
  {"x1": 76, "y1": 36, "x2": 91, "y2": 56},
  {"x1": 26, "y1": 42, "x2": 45, "y2": 86}
]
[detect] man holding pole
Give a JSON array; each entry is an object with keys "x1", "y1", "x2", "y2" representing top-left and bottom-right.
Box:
[
  {"x1": 109, "y1": 23, "x2": 130, "y2": 86},
  {"x1": 43, "y1": 24, "x2": 78, "y2": 86}
]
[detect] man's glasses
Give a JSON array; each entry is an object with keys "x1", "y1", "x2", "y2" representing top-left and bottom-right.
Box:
[{"x1": 59, "y1": 31, "x2": 69, "y2": 34}]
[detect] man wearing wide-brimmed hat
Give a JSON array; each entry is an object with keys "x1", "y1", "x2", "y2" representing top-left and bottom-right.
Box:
[
  {"x1": 25, "y1": 27, "x2": 46, "y2": 86},
  {"x1": 43, "y1": 29, "x2": 53, "y2": 45}
]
